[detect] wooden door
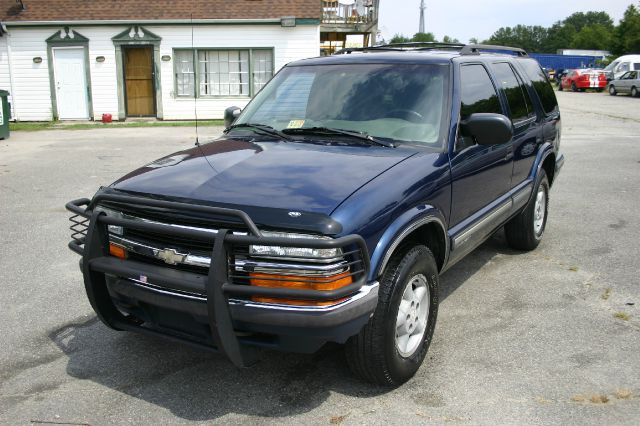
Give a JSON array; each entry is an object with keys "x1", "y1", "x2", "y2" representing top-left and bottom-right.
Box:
[{"x1": 124, "y1": 47, "x2": 155, "y2": 116}]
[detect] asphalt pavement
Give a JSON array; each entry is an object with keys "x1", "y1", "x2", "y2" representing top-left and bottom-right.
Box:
[{"x1": 0, "y1": 91, "x2": 638, "y2": 425}]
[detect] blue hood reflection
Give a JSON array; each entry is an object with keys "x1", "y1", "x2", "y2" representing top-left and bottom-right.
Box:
[{"x1": 111, "y1": 137, "x2": 418, "y2": 215}]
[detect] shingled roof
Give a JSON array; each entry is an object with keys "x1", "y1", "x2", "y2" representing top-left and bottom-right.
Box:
[{"x1": 1, "y1": 0, "x2": 321, "y2": 22}]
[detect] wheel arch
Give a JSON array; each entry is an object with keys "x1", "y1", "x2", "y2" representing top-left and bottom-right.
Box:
[
  {"x1": 370, "y1": 207, "x2": 449, "y2": 281},
  {"x1": 531, "y1": 144, "x2": 556, "y2": 187}
]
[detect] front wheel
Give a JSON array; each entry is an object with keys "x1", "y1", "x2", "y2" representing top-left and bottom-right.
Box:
[
  {"x1": 609, "y1": 85, "x2": 617, "y2": 96},
  {"x1": 632, "y1": 86, "x2": 638, "y2": 98},
  {"x1": 571, "y1": 82, "x2": 578, "y2": 92},
  {"x1": 505, "y1": 170, "x2": 549, "y2": 251},
  {"x1": 345, "y1": 245, "x2": 439, "y2": 386}
]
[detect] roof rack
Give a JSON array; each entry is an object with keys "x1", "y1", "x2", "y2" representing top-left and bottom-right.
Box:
[
  {"x1": 334, "y1": 42, "x2": 529, "y2": 57},
  {"x1": 460, "y1": 44, "x2": 528, "y2": 57},
  {"x1": 335, "y1": 42, "x2": 466, "y2": 55}
]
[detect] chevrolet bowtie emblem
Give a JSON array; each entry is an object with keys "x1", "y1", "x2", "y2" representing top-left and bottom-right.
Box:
[{"x1": 156, "y1": 248, "x2": 187, "y2": 265}]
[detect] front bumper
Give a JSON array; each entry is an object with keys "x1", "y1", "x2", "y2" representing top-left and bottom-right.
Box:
[{"x1": 66, "y1": 194, "x2": 374, "y2": 365}]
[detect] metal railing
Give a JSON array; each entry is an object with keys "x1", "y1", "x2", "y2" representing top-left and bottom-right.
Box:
[{"x1": 322, "y1": 0, "x2": 378, "y2": 25}]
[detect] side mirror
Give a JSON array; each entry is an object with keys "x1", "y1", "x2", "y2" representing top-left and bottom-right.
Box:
[
  {"x1": 224, "y1": 106, "x2": 242, "y2": 129},
  {"x1": 460, "y1": 113, "x2": 513, "y2": 146}
]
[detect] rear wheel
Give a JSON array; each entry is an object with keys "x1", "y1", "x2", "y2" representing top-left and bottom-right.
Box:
[
  {"x1": 571, "y1": 82, "x2": 578, "y2": 92},
  {"x1": 632, "y1": 86, "x2": 638, "y2": 98},
  {"x1": 609, "y1": 85, "x2": 617, "y2": 96},
  {"x1": 345, "y1": 245, "x2": 439, "y2": 386},
  {"x1": 505, "y1": 170, "x2": 549, "y2": 251}
]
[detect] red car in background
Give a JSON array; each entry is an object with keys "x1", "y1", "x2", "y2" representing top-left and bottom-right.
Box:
[{"x1": 559, "y1": 69, "x2": 607, "y2": 92}]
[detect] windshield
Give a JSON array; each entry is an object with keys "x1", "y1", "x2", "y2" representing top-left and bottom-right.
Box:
[
  {"x1": 604, "y1": 61, "x2": 619, "y2": 72},
  {"x1": 235, "y1": 63, "x2": 450, "y2": 146}
]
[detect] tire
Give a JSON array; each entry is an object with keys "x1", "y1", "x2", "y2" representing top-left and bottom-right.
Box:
[
  {"x1": 345, "y1": 245, "x2": 439, "y2": 386},
  {"x1": 505, "y1": 170, "x2": 549, "y2": 251},
  {"x1": 609, "y1": 85, "x2": 617, "y2": 96},
  {"x1": 571, "y1": 82, "x2": 578, "y2": 92},
  {"x1": 632, "y1": 86, "x2": 638, "y2": 98}
]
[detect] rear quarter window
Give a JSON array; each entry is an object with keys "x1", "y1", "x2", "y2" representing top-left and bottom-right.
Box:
[{"x1": 519, "y1": 59, "x2": 559, "y2": 116}]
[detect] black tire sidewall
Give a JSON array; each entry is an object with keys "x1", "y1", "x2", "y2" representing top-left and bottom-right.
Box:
[
  {"x1": 609, "y1": 85, "x2": 616, "y2": 95},
  {"x1": 382, "y1": 246, "x2": 439, "y2": 382}
]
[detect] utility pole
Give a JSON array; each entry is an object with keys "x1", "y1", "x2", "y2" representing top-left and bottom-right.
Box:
[{"x1": 419, "y1": 0, "x2": 426, "y2": 34}]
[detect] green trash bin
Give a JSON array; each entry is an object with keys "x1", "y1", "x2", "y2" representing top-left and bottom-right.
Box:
[{"x1": 0, "y1": 90, "x2": 10, "y2": 139}]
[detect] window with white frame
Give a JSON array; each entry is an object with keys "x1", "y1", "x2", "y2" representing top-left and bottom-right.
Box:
[
  {"x1": 175, "y1": 50, "x2": 195, "y2": 97},
  {"x1": 174, "y1": 48, "x2": 274, "y2": 97}
]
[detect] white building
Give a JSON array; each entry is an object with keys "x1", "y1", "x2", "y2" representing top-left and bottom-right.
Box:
[{"x1": 0, "y1": 0, "x2": 322, "y2": 121}]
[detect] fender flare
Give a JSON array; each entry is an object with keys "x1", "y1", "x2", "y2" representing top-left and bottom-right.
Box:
[
  {"x1": 531, "y1": 142, "x2": 555, "y2": 183},
  {"x1": 368, "y1": 205, "x2": 448, "y2": 281}
]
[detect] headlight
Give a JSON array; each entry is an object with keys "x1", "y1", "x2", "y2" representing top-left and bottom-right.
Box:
[
  {"x1": 249, "y1": 231, "x2": 342, "y2": 260},
  {"x1": 94, "y1": 205, "x2": 124, "y2": 235}
]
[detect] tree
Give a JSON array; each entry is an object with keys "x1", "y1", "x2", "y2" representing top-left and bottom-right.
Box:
[
  {"x1": 412, "y1": 32, "x2": 437, "y2": 42},
  {"x1": 545, "y1": 21, "x2": 577, "y2": 52},
  {"x1": 612, "y1": 4, "x2": 640, "y2": 54},
  {"x1": 485, "y1": 25, "x2": 548, "y2": 52},
  {"x1": 571, "y1": 24, "x2": 613, "y2": 50},
  {"x1": 389, "y1": 33, "x2": 410, "y2": 44},
  {"x1": 563, "y1": 11, "x2": 614, "y2": 32},
  {"x1": 469, "y1": 37, "x2": 479, "y2": 44},
  {"x1": 442, "y1": 35, "x2": 460, "y2": 44}
]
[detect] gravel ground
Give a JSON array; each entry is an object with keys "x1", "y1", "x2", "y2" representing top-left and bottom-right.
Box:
[{"x1": 0, "y1": 91, "x2": 639, "y2": 425}]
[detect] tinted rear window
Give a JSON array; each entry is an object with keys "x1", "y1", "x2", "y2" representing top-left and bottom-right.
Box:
[{"x1": 519, "y1": 59, "x2": 559, "y2": 115}]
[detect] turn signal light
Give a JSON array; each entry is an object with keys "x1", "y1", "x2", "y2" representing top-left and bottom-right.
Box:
[
  {"x1": 109, "y1": 243, "x2": 127, "y2": 259},
  {"x1": 249, "y1": 271, "x2": 352, "y2": 306}
]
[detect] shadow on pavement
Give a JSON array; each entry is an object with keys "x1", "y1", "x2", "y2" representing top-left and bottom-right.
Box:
[{"x1": 49, "y1": 231, "x2": 523, "y2": 421}]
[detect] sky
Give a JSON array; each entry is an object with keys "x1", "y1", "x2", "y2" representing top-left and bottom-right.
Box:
[{"x1": 378, "y1": 0, "x2": 634, "y2": 44}]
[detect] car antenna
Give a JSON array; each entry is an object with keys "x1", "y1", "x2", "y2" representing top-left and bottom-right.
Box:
[{"x1": 191, "y1": 13, "x2": 200, "y2": 147}]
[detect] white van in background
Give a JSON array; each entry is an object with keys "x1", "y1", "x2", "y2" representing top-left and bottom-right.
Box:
[{"x1": 604, "y1": 55, "x2": 640, "y2": 81}]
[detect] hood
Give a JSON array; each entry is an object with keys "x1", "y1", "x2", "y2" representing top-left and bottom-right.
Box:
[{"x1": 111, "y1": 137, "x2": 417, "y2": 215}]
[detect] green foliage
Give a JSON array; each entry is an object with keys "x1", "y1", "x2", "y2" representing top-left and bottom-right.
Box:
[
  {"x1": 388, "y1": 4, "x2": 640, "y2": 54},
  {"x1": 412, "y1": 32, "x2": 437, "y2": 42},
  {"x1": 485, "y1": 25, "x2": 549, "y2": 52},
  {"x1": 612, "y1": 4, "x2": 640, "y2": 54},
  {"x1": 572, "y1": 24, "x2": 613, "y2": 50},
  {"x1": 483, "y1": 7, "x2": 634, "y2": 53},
  {"x1": 389, "y1": 33, "x2": 410, "y2": 44}
]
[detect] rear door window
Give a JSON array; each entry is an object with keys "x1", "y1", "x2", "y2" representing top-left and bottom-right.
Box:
[
  {"x1": 519, "y1": 59, "x2": 559, "y2": 116},
  {"x1": 491, "y1": 62, "x2": 535, "y2": 125}
]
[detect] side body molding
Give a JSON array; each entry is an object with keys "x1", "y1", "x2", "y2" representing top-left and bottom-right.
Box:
[{"x1": 368, "y1": 205, "x2": 448, "y2": 281}]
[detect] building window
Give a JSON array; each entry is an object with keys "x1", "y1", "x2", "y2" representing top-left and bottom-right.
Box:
[
  {"x1": 174, "y1": 48, "x2": 273, "y2": 98},
  {"x1": 175, "y1": 50, "x2": 195, "y2": 97}
]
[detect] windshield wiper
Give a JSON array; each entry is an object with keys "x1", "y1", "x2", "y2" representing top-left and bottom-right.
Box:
[
  {"x1": 282, "y1": 127, "x2": 395, "y2": 148},
  {"x1": 225, "y1": 123, "x2": 291, "y2": 141}
]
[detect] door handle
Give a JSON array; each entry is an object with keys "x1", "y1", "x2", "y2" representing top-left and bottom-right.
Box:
[{"x1": 505, "y1": 145, "x2": 514, "y2": 161}]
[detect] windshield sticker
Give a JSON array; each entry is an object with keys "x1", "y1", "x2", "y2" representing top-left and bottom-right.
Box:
[{"x1": 287, "y1": 120, "x2": 305, "y2": 129}]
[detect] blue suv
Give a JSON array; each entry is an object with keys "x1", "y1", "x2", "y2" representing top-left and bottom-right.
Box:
[{"x1": 66, "y1": 43, "x2": 564, "y2": 386}]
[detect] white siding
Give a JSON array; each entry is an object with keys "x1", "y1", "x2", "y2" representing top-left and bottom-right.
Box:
[
  {"x1": 87, "y1": 26, "x2": 126, "y2": 119},
  {"x1": 3, "y1": 28, "x2": 53, "y2": 121},
  {"x1": 1, "y1": 24, "x2": 319, "y2": 121},
  {"x1": 0, "y1": 36, "x2": 14, "y2": 118}
]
